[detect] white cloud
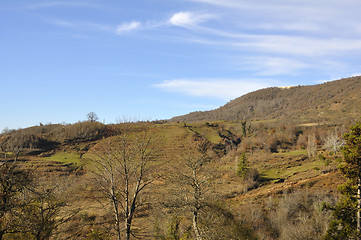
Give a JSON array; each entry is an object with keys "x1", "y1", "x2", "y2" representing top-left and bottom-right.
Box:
[
  {"x1": 39, "y1": 0, "x2": 361, "y2": 79},
  {"x1": 184, "y1": 0, "x2": 361, "y2": 52},
  {"x1": 188, "y1": 0, "x2": 245, "y2": 9},
  {"x1": 170, "y1": 12, "x2": 193, "y2": 27},
  {"x1": 154, "y1": 79, "x2": 269, "y2": 100},
  {"x1": 177, "y1": 30, "x2": 361, "y2": 57},
  {"x1": 46, "y1": 19, "x2": 113, "y2": 32},
  {"x1": 50, "y1": 19, "x2": 75, "y2": 27},
  {"x1": 249, "y1": 22, "x2": 321, "y2": 32},
  {"x1": 190, "y1": 0, "x2": 360, "y2": 15},
  {"x1": 29, "y1": 1, "x2": 100, "y2": 10},
  {"x1": 169, "y1": 11, "x2": 214, "y2": 29},
  {"x1": 243, "y1": 36, "x2": 361, "y2": 57},
  {"x1": 116, "y1": 21, "x2": 141, "y2": 34},
  {"x1": 235, "y1": 57, "x2": 312, "y2": 76}
]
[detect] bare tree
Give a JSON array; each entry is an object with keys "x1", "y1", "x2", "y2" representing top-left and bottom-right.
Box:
[
  {"x1": 22, "y1": 181, "x2": 78, "y2": 240},
  {"x1": 90, "y1": 132, "x2": 157, "y2": 240},
  {"x1": 307, "y1": 134, "x2": 317, "y2": 159},
  {"x1": 163, "y1": 139, "x2": 254, "y2": 240},
  {"x1": 2, "y1": 133, "x2": 23, "y2": 161},
  {"x1": 0, "y1": 160, "x2": 75, "y2": 240},
  {"x1": 183, "y1": 142, "x2": 209, "y2": 240},
  {"x1": 323, "y1": 129, "x2": 345, "y2": 153},
  {"x1": 86, "y1": 112, "x2": 99, "y2": 122},
  {"x1": 165, "y1": 139, "x2": 211, "y2": 240},
  {"x1": 0, "y1": 160, "x2": 31, "y2": 239},
  {"x1": 0, "y1": 136, "x2": 9, "y2": 159},
  {"x1": 1, "y1": 131, "x2": 39, "y2": 161}
]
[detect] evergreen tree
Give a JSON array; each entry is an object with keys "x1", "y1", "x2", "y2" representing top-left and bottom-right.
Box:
[
  {"x1": 241, "y1": 121, "x2": 247, "y2": 137},
  {"x1": 324, "y1": 122, "x2": 361, "y2": 239},
  {"x1": 237, "y1": 152, "x2": 249, "y2": 179}
]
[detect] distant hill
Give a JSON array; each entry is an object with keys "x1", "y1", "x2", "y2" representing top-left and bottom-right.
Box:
[{"x1": 170, "y1": 76, "x2": 361, "y2": 123}]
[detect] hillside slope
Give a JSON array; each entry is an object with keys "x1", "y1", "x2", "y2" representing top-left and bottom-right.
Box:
[
  {"x1": 0, "y1": 115, "x2": 349, "y2": 239},
  {"x1": 170, "y1": 76, "x2": 361, "y2": 123}
]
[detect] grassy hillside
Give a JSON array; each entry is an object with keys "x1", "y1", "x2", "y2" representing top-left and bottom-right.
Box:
[
  {"x1": 1, "y1": 76, "x2": 360, "y2": 239},
  {"x1": 170, "y1": 76, "x2": 361, "y2": 124},
  {"x1": 0, "y1": 118, "x2": 353, "y2": 239}
]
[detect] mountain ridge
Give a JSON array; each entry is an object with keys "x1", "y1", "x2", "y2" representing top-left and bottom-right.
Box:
[{"x1": 170, "y1": 76, "x2": 361, "y2": 123}]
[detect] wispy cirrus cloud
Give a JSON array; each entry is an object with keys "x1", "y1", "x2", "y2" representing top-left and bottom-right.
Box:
[
  {"x1": 28, "y1": 1, "x2": 100, "y2": 10},
  {"x1": 169, "y1": 29, "x2": 361, "y2": 58},
  {"x1": 189, "y1": 0, "x2": 358, "y2": 18},
  {"x1": 31, "y1": 0, "x2": 361, "y2": 80},
  {"x1": 46, "y1": 18, "x2": 142, "y2": 35},
  {"x1": 154, "y1": 79, "x2": 269, "y2": 100},
  {"x1": 231, "y1": 35, "x2": 361, "y2": 57},
  {"x1": 46, "y1": 19, "x2": 113, "y2": 32},
  {"x1": 188, "y1": 0, "x2": 247, "y2": 9},
  {"x1": 116, "y1": 21, "x2": 141, "y2": 34},
  {"x1": 169, "y1": 11, "x2": 214, "y2": 29},
  {"x1": 233, "y1": 56, "x2": 312, "y2": 76},
  {"x1": 181, "y1": 0, "x2": 361, "y2": 59},
  {"x1": 113, "y1": 11, "x2": 214, "y2": 35}
]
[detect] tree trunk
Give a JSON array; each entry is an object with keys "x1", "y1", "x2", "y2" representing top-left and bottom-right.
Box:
[
  {"x1": 110, "y1": 179, "x2": 121, "y2": 240},
  {"x1": 114, "y1": 209, "x2": 121, "y2": 240},
  {"x1": 357, "y1": 178, "x2": 361, "y2": 240},
  {"x1": 192, "y1": 210, "x2": 202, "y2": 240},
  {"x1": 125, "y1": 218, "x2": 131, "y2": 240},
  {"x1": 125, "y1": 190, "x2": 138, "y2": 240}
]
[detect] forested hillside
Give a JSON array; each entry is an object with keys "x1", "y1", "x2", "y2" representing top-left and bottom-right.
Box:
[{"x1": 171, "y1": 76, "x2": 361, "y2": 123}]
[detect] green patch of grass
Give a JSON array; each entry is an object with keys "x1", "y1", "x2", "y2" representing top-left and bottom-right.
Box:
[
  {"x1": 260, "y1": 160, "x2": 323, "y2": 180},
  {"x1": 2, "y1": 152, "x2": 14, "y2": 157},
  {"x1": 198, "y1": 129, "x2": 222, "y2": 143},
  {"x1": 154, "y1": 125, "x2": 189, "y2": 142},
  {"x1": 253, "y1": 119, "x2": 280, "y2": 124},
  {"x1": 186, "y1": 124, "x2": 223, "y2": 144},
  {"x1": 46, "y1": 151, "x2": 83, "y2": 166},
  {"x1": 274, "y1": 149, "x2": 308, "y2": 156}
]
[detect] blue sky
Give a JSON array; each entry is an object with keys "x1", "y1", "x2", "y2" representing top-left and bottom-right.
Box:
[{"x1": 1, "y1": 0, "x2": 361, "y2": 131}]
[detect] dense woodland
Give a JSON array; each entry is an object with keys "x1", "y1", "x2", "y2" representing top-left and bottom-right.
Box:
[{"x1": 1, "y1": 77, "x2": 361, "y2": 239}]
